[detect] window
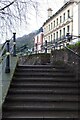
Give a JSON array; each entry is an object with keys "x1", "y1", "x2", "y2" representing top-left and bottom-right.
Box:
[
  {"x1": 63, "y1": 28, "x2": 65, "y2": 37},
  {"x1": 63, "y1": 13, "x2": 65, "y2": 21},
  {"x1": 54, "y1": 20, "x2": 55, "y2": 27},
  {"x1": 48, "y1": 36, "x2": 50, "y2": 42},
  {"x1": 54, "y1": 33, "x2": 55, "y2": 41},
  {"x1": 51, "y1": 22, "x2": 53, "y2": 29},
  {"x1": 44, "y1": 27, "x2": 46, "y2": 33},
  {"x1": 60, "y1": 16, "x2": 62, "y2": 23},
  {"x1": 51, "y1": 34, "x2": 53, "y2": 42},
  {"x1": 37, "y1": 36, "x2": 38, "y2": 43},
  {"x1": 67, "y1": 25, "x2": 70, "y2": 33},
  {"x1": 49, "y1": 24, "x2": 50, "y2": 30},
  {"x1": 60, "y1": 30, "x2": 62, "y2": 39},
  {"x1": 56, "y1": 31, "x2": 58, "y2": 40},
  {"x1": 56, "y1": 18, "x2": 58, "y2": 26},
  {"x1": 67, "y1": 10, "x2": 70, "y2": 18}
]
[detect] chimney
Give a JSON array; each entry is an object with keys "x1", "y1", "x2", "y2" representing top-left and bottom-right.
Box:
[{"x1": 47, "y1": 8, "x2": 53, "y2": 18}]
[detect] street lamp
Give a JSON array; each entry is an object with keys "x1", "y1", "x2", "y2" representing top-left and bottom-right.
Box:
[
  {"x1": 66, "y1": 32, "x2": 72, "y2": 42},
  {"x1": 45, "y1": 40, "x2": 47, "y2": 53}
]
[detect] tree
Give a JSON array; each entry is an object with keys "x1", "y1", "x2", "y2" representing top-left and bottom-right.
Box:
[{"x1": 0, "y1": 0, "x2": 39, "y2": 43}]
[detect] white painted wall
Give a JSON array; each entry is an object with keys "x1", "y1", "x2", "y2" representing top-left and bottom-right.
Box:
[
  {"x1": 73, "y1": 3, "x2": 78, "y2": 36},
  {"x1": 78, "y1": 2, "x2": 80, "y2": 41},
  {"x1": 73, "y1": 2, "x2": 80, "y2": 42}
]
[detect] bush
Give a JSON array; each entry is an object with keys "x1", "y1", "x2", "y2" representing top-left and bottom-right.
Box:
[{"x1": 67, "y1": 41, "x2": 80, "y2": 49}]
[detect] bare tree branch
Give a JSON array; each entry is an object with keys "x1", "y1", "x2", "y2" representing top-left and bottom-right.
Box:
[
  {"x1": 0, "y1": 0, "x2": 39, "y2": 43},
  {"x1": 0, "y1": 0, "x2": 16, "y2": 11}
]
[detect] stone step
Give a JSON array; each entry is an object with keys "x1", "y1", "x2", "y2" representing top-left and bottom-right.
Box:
[
  {"x1": 12, "y1": 77, "x2": 77, "y2": 82},
  {"x1": 3, "y1": 110, "x2": 79, "y2": 119},
  {"x1": 15, "y1": 68, "x2": 69, "y2": 73},
  {"x1": 3, "y1": 103, "x2": 78, "y2": 111},
  {"x1": 2, "y1": 63, "x2": 79, "y2": 120},
  {"x1": 8, "y1": 88, "x2": 79, "y2": 95},
  {"x1": 14, "y1": 73, "x2": 75, "y2": 79},
  {"x1": 10, "y1": 83, "x2": 78, "y2": 88},
  {"x1": 17, "y1": 65, "x2": 66, "y2": 69},
  {"x1": 6, "y1": 94, "x2": 79, "y2": 102}
]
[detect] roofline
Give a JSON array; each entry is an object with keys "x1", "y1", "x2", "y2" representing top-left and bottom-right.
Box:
[{"x1": 43, "y1": 1, "x2": 74, "y2": 26}]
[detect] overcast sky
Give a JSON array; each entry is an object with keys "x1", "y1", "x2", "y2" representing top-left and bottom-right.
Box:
[
  {"x1": 16, "y1": 0, "x2": 65, "y2": 37},
  {"x1": 0, "y1": 0, "x2": 68, "y2": 43}
]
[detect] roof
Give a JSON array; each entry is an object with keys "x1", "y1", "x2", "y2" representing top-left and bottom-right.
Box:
[{"x1": 43, "y1": 1, "x2": 74, "y2": 26}]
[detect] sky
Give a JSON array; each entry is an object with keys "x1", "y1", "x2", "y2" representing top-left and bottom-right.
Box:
[
  {"x1": 28, "y1": 0, "x2": 64, "y2": 30},
  {"x1": 16, "y1": 0, "x2": 66, "y2": 38},
  {"x1": 0, "y1": 0, "x2": 69, "y2": 43}
]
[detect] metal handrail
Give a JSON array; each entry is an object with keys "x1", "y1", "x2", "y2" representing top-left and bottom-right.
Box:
[
  {"x1": 65, "y1": 45, "x2": 80, "y2": 59},
  {"x1": 0, "y1": 33, "x2": 16, "y2": 73}
]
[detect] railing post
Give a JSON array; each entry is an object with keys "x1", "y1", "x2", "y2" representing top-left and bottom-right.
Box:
[
  {"x1": 55, "y1": 42, "x2": 57, "y2": 49},
  {"x1": 45, "y1": 40, "x2": 47, "y2": 53},
  {"x1": 13, "y1": 33, "x2": 16, "y2": 56},
  {"x1": 5, "y1": 40, "x2": 10, "y2": 73}
]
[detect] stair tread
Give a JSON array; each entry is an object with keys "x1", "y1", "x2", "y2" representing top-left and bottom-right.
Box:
[
  {"x1": 10, "y1": 83, "x2": 78, "y2": 88},
  {"x1": 3, "y1": 105, "x2": 78, "y2": 111},
  {"x1": 15, "y1": 68, "x2": 69, "y2": 72},
  {"x1": 3, "y1": 101, "x2": 78, "y2": 109},
  {"x1": 14, "y1": 72, "x2": 74, "y2": 76},
  {"x1": 3, "y1": 111, "x2": 79, "y2": 119},
  {"x1": 18, "y1": 65, "x2": 63, "y2": 68},
  {"x1": 6, "y1": 94, "x2": 79, "y2": 102},
  {"x1": 8, "y1": 89, "x2": 79, "y2": 94},
  {"x1": 12, "y1": 77, "x2": 76, "y2": 81}
]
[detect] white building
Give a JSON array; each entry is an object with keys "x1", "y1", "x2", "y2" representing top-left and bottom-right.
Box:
[
  {"x1": 43, "y1": 0, "x2": 80, "y2": 52},
  {"x1": 34, "y1": 28, "x2": 43, "y2": 53}
]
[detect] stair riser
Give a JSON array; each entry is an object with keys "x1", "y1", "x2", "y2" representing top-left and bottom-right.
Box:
[
  {"x1": 12, "y1": 77, "x2": 78, "y2": 82},
  {"x1": 5, "y1": 96, "x2": 79, "y2": 102},
  {"x1": 17, "y1": 65, "x2": 66, "y2": 69},
  {"x1": 13, "y1": 79, "x2": 79, "y2": 85},
  {"x1": 12, "y1": 78, "x2": 77, "y2": 82},
  {"x1": 14, "y1": 73, "x2": 75, "y2": 76},
  {"x1": 10, "y1": 84, "x2": 78, "y2": 88},
  {"x1": 4, "y1": 100, "x2": 78, "y2": 105},
  {"x1": 9, "y1": 89, "x2": 78, "y2": 94},
  {"x1": 15, "y1": 69, "x2": 69, "y2": 73},
  {"x1": 2, "y1": 118, "x2": 79, "y2": 120},
  {"x1": 3, "y1": 103, "x2": 79, "y2": 111}
]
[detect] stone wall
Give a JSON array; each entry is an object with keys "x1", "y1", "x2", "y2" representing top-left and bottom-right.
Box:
[
  {"x1": 51, "y1": 47, "x2": 80, "y2": 78},
  {"x1": 19, "y1": 53, "x2": 50, "y2": 65}
]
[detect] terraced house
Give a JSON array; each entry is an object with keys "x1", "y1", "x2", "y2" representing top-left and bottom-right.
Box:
[{"x1": 43, "y1": 0, "x2": 80, "y2": 52}]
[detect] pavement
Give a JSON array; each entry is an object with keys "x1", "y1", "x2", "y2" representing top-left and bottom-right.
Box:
[{"x1": 0, "y1": 55, "x2": 18, "y2": 120}]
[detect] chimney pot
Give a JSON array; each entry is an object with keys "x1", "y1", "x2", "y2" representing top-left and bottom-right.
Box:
[{"x1": 47, "y1": 8, "x2": 53, "y2": 18}]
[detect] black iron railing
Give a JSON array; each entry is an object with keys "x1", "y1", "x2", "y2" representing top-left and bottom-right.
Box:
[{"x1": 0, "y1": 33, "x2": 16, "y2": 73}]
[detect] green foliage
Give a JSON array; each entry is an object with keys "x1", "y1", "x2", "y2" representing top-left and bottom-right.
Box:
[
  {"x1": 67, "y1": 41, "x2": 80, "y2": 49},
  {"x1": 75, "y1": 41, "x2": 80, "y2": 47}
]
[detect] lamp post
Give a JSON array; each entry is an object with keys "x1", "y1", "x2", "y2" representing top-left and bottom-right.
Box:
[
  {"x1": 66, "y1": 32, "x2": 72, "y2": 42},
  {"x1": 5, "y1": 40, "x2": 10, "y2": 73},
  {"x1": 45, "y1": 40, "x2": 47, "y2": 53},
  {"x1": 35, "y1": 43, "x2": 37, "y2": 54},
  {"x1": 55, "y1": 41, "x2": 58, "y2": 49},
  {"x1": 13, "y1": 33, "x2": 16, "y2": 56}
]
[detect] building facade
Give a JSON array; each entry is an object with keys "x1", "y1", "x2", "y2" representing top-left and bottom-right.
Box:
[
  {"x1": 43, "y1": 0, "x2": 80, "y2": 52},
  {"x1": 34, "y1": 27, "x2": 43, "y2": 53}
]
